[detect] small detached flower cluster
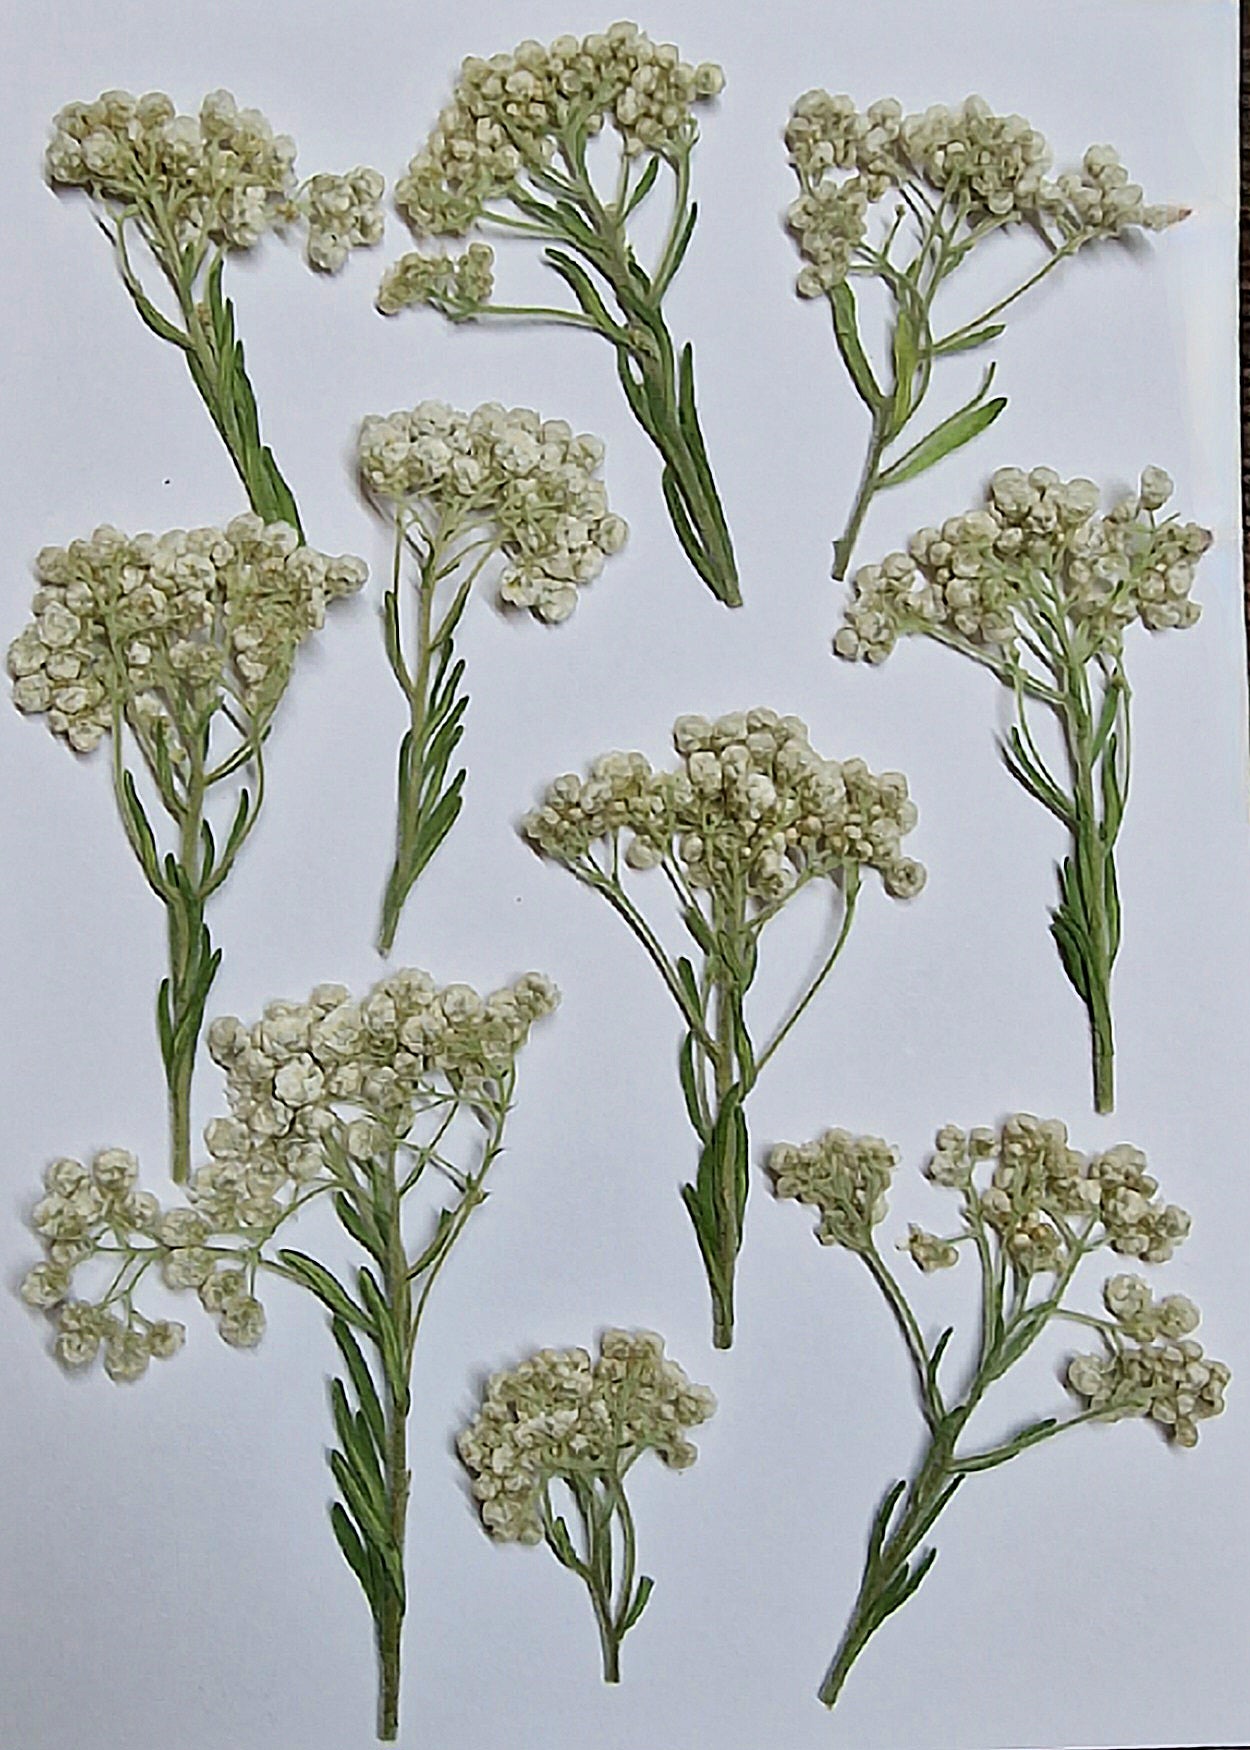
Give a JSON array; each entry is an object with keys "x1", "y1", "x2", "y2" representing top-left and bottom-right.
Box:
[
  {"x1": 835, "y1": 468, "x2": 1212, "y2": 665},
  {"x1": 785, "y1": 93, "x2": 1185, "y2": 297},
  {"x1": 377, "y1": 242, "x2": 495, "y2": 320},
  {"x1": 22, "y1": 970, "x2": 559, "y2": 1377},
  {"x1": 523, "y1": 709, "x2": 925, "y2": 901},
  {"x1": 46, "y1": 88, "x2": 384, "y2": 271},
  {"x1": 7, "y1": 517, "x2": 367, "y2": 753},
  {"x1": 359, "y1": 401, "x2": 628, "y2": 622},
  {"x1": 394, "y1": 23, "x2": 725, "y2": 242},
  {"x1": 459, "y1": 1330, "x2": 716, "y2": 1543}
]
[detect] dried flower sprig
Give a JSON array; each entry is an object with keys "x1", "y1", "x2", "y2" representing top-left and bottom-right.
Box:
[
  {"x1": 22, "y1": 966, "x2": 559, "y2": 1741},
  {"x1": 47, "y1": 88, "x2": 385, "y2": 529},
  {"x1": 459, "y1": 1330, "x2": 715, "y2": 1681},
  {"x1": 769, "y1": 1114, "x2": 1228, "y2": 1713},
  {"x1": 358, "y1": 401, "x2": 627, "y2": 952},
  {"x1": 836, "y1": 467, "x2": 1211, "y2": 1111},
  {"x1": 784, "y1": 93, "x2": 1188, "y2": 579},
  {"x1": 7, "y1": 519, "x2": 365, "y2": 1181},
  {"x1": 523, "y1": 709, "x2": 924, "y2": 1347},
  {"x1": 379, "y1": 23, "x2": 738, "y2": 607}
]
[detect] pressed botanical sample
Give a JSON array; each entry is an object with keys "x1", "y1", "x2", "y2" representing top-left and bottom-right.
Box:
[
  {"x1": 836, "y1": 466, "x2": 1211, "y2": 1111},
  {"x1": 523, "y1": 708, "x2": 924, "y2": 1347},
  {"x1": 769, "y1": 1115, "x2": 1228, "y2": 1711},
  {"x1": 784, "y1": 92, "x2": 1188, "y2": 578},
  {"x1": 358, "y1": 401, "x2": 627, "y2": 952},
  {"x1": 7, "y1": 520, "x2": 365, "y2": 1181},
  {"x1": 47, "y1": 87, "x2": 385, "y2": 529},
  {"x1": 379, "y1": 23, "x2": 739, "y2": 606},
  {"x1": 22, "y1": 967, "x2": 559, "y2": 1740},
  {"x1": 459, "y1": 1330, "x2": 715, "y2": 1681}
]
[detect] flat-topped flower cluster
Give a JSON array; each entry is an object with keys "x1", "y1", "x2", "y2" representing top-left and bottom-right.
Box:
[
  {"x1": 523, "y1": 709, "x2": 925, "y2": 901},
  {"x1": 458, "y1": 1329, "x2": 716, "y2": 1543},
  {"x1": 786, "y1": 92, "x2": 1185, "y2": 298},
  {"x1": 835, "y1": 468, "x2": 1212, "y2": 665},
  {"x1": 45, "y1": 87, "x2": 384, "y2": 271},
  {"x1": 394, "y1": 23, "x2": 724, "y2": 242},
  {"x1": 359, "y1": 401, "x2": 627, "y2": 622},
  {"x1": 7, "y1": 517, "x2": 367, "y2": 753}
]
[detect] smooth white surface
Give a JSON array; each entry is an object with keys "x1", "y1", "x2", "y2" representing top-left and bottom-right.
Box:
[{"x1": 1, "y1": 3, "x2": 1246, "y2": 1747}]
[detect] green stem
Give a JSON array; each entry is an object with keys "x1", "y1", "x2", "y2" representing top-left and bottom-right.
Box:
[
  {"x1": 832, "y1": 417, "x2": 890, "y2": 581},
  {"x1": 377, "y1": 1153, "x2": 413, "y2": 1741},
  {"x1": 162, "y1": 751, "x2": 216, "y2": 1186}
]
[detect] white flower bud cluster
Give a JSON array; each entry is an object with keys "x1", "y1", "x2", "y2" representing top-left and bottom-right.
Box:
[
  {"x1": 303, "y1": 167, "x2": 386, "y2": 272},
  {"x1": 903, "y1": 1225, "x2": 959, "y2": 1272},
  {"x1": 45, "y1": 88, "x2": 384, "y2": 271},
  {"x1": 786, "y1": 92, "x2": 1184, "y2": 297},
  {"x1": 458, "y1": 1330, "x2": 716, "y2": 1543},
  {"x1": 1068, "y1": 1334, "x2": 1229, "y2": 1448},
  {"x1": 395, "y1": 24, "x2": 725, "y2": 239},
  {"x1": 1102, "y1": 1273, "x2": 1200, "y2": 1343},
  {"x1": 203, "y1": 969, "x2": 559, "y2": 1191},
  {"x1": 524, "y1": 710, "x2": 925, "y2": 902},
  {"x1": 768, "y1": 1129, "x2": 899, "y2": 1250},
  {"x1": 376, "y1": 243, "x2": 495, "y2": 318},
  {"x1": 358, "y1": 401, "x2": 627, "y2": 623},
  {"x1": 8, "y1": 517, "x2": 366, "y2": 753},
  {"x1": 23, "y1": 1151, "x2": 186, "y2": 1381},
  {"x1": 835, "y1": 469, "x2": 1212, "y2": 665}
]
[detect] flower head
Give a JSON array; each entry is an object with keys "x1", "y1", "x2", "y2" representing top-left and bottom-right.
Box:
[
  {"x1": 769, "y1": 1129, "x2": 899, "y2": 1250},
  {"x1": 8, "y1": 516, "x2": 366, "y2": 753},
  {"x1": 358, "y1": 402, "x2": 626, "y2": 623},
  {"x1": 458, "y1": 1329, "x2": 715, "y2": 1543}
]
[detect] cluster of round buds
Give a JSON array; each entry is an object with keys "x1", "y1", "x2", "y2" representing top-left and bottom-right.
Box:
[
  {"x1": 22, "y1": 1151, "x2": 186, "y2": 1381},
  {"x1": 8, "y1": 517, "x2": 366, "y2": 754},
  {"x1": 1068, "y1": 1332, "x2": 1229, "y2": 1448},
  {"x1": 834, "y1": 469, "x2": 1211, "y2": 665},
  {"x1": 376, "y1": 243, "x2": 495, "y2": 319},
  {"x1": 45, "y1": 89, "x2": 384, "y2": 271},
  {"x1": 786, "y1": 91, "x2": 1185, "y2": 297},
  {"x1": 523, "y1": 709, "x2": 926, "y2": 902},
  {"x1": 394, "y1": 24, "x2": 724, "y2": 239},
  {"x1": 202, "y1": 969, "x2": 559, "y2": 1192},
  {"x1": 1102, "y1": 1273, "x2": 1200, "y2": 1343},
  {"x1": 903, "y1": 1225, "x2": 959, "y2": 1272},
  {"x1": 458, "y1": 1330, "x2": 715, "y2": 1543},
  {"x1": 358, "y1": 401, "x2": 627, "y2": 623},
  {"x1": 768, "y1": 1128, "x2": 899, "y2": 1252}
]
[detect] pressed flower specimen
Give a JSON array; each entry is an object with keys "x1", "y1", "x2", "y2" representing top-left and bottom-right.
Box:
[
  {"x1": 6, "y1": 519, "x2": 365, "y2": 1181},
  {"x1": 784, "y1": 92, "x2": 1188, "y2": 579},
  {"x1": 379, "y1": 23, "x2": 739, "y2": 606},
  {"x1": 836, "y1": 466, "x2": 1211, "y2": 1111},
  {"x1": 21, "y1": 967, "x2": 559, "y2": 1740},
  {"x1": 523, "y1": 709, "x2": 924, "y2": 1347},
  {"x1": 769, "y1": 1114, "x2": 1228, "y2": 1712},
  {"x1": 358, "y1": 400, "x2": 627, "y2": 953},
  {"x1": 459, "y1": 1330, "x2": 715, "y2": 1681},
  {"x1": 46, "y1": 87, "x2": 385, "y2": 529}
]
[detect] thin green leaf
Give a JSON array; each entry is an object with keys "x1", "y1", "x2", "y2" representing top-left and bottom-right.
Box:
[
  {"x1": 331, "y1": 1378, "x2": 386, "y2": 1498},
  {"x1": 620, "y1": 1573, "x2": 655, "y2": 1632},
  {"x1": 621, "y1": 154, "x2": 661, "y2": 218},
  {"x1": 932, "y1": 321, "x2": 1006, "y2": 356},
  {"x1": 357, "y1": 1268, "x2": 409, "y2": 1411},
  {"x1": 334, "y1": 1192, "x2": 389, "y2": 1267},
  {"x1": 278, "y1": 1249, "x2": 372, "y2": 1331},
  {"x1": 330, "y1": 1501, "x2": 380, "y2": 1615},
  {"x1": 330, "y1": 1317, "x2": 387, "y2": 1456},
  {"x1": 829, "y1": 282, "x2": 882, "y2": 412},
  {"x1": 678, "y1": 1033, "x2": 709, "y2": 1141},
  {"x1": 878, "y1": 387, "x2": 1006, "y2": 489}
]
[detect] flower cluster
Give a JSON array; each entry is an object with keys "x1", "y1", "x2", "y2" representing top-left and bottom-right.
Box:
[
  {"x1": 458, "y1": 1330, "x2": 716, "y2": 1543},
  {"x1": 786, "y1": 92, "x2": 1185, "y2": 297},
  {"x1": 394, "y1": 24, "x2": 724, "y2": 241},
  {"x1": 1102, "y1": 1273, "x2": 1200, "y2": 1343},
  {"x1": 203, "y1": 969, "x2": 560, "y2": 1192},
  {"x1": 358, "y1": 402, "x2": 627, "y2": 622},
  {"x1": 1068, "y1": 1335, "x2": 1230, "y2": 1448},
  {"x1": 45, "y1": 88, "x2": 384, "y2": 271},
  {"x1": 835, "y1": 469, "x2": 1212, "y2": 665},
  {"x1": 22, "y1": 1151, "x2": 188, "y2": 1379},
  {"x1": 7, "y1": 517, "x2": 366, "y2": 753},
  {"x1": 768, "y1": 1129, "x2": 899, "y2": 1250},
  {"x1": 376, "y1": 243, "x2": 495, "y2": 318},
  {"x1": 524, "y1": 709, "x2": 926, "y2": 901}
]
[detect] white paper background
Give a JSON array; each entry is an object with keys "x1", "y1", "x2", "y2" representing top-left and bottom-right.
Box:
[{"x1": 1, "y1": 3, "x2": 1245, "y2": 1747}]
